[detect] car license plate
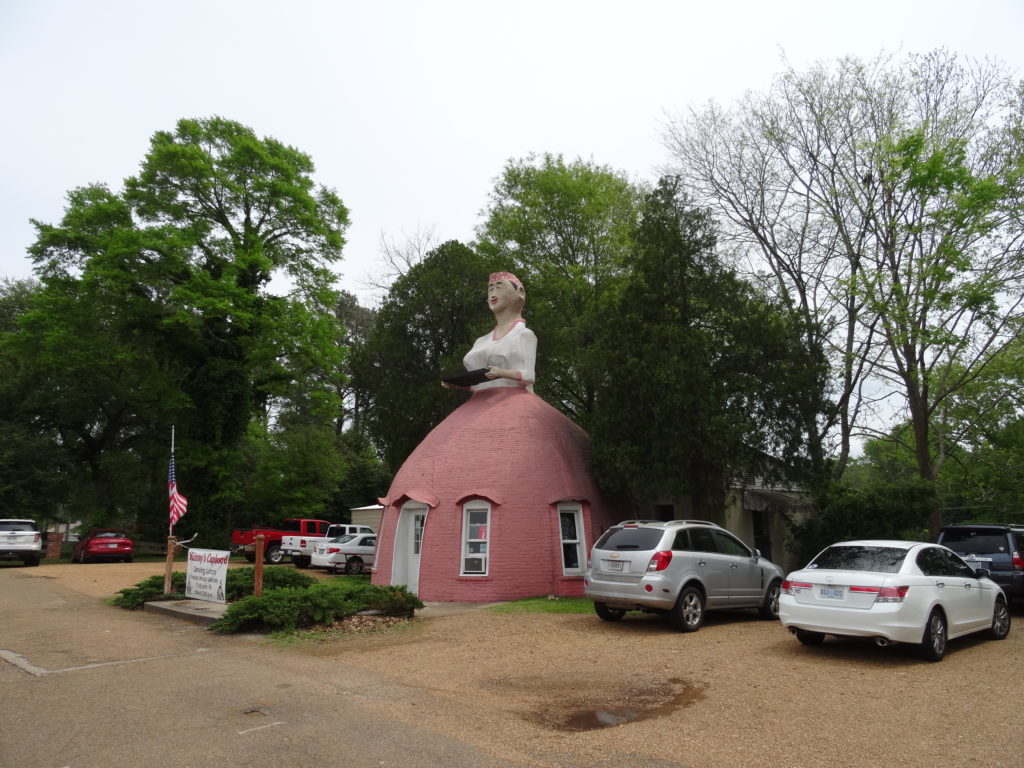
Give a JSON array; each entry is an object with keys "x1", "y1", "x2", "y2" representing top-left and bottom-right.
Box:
[
  {"x1": 603, "y1": 560, "x2": 624, "y2": 572},
  {"x1": 107, "y1": 543, "x2": 118, "y2": 548},
  {"x1": 819, "y1": 586, "x2": 844, "y2": 600}
]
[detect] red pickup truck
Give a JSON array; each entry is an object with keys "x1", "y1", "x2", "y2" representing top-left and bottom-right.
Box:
[{"x1": 230, "y1": 518, "x2": 333, "y2": 564}]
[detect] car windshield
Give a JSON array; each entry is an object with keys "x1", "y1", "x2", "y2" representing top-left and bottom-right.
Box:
[
  {"x1": 808, "y1": 545, "x2": 907, "y2": 573},
  {"x1": 0, "y1": 521, "x2": 37, "y2": 531},
  {"x1": 594, "y1": 527, "x2": 665, "y2": 551},
  {"x1": 940, "y1": 531, "x2": 1008, "y2": 554},
  {"x1": 329, "y1": 534, "x2": 357, "y2": 544}
]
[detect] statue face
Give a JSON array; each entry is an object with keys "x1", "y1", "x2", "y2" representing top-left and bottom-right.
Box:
[{"x1": 487, "y1": 279, "x2": 523, "y2": 312}]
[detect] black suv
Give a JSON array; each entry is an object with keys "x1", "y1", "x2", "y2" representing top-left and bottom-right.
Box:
[{"x1": 937, "y1": 524, "x2": 1024, "y2": 604}]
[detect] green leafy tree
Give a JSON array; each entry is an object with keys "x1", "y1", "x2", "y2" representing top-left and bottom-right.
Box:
[
  {"x1": 0, "y1": 280, "x2": 74, "y2": 525},
  {"x1": 665, "y1": 51, "x2": 1024, "y2": 521},
  {"x1": 350, "y1": 241, "x2": 499, "y2": 469},
  {"x1": 859, "y1": 339, "x2": 1024, "y2": 523},
  {"x1": 334, "y1": 290, "x2": 378, "y2": 434},
  {"x1": 589, "y1": 177, "x2": 830, "y2": 513},
  {"x1": 18, "y1": 117, "x2": 349, "y2": 542},
  {"x1": 787, "y1": 478, "x2": 937, "y2": 566},
  {"x1": 475, "y1": 154, "x2": 643, "y2": 426}
]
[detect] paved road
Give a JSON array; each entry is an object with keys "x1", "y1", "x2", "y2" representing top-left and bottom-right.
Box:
[{"x1": 0, "y1": 563, "x2": 518, "y2": 768}]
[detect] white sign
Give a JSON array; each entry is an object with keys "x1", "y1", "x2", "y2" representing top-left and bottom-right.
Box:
[{"x1": 185, "y1": 548, "x2": 229, "y2": 603}]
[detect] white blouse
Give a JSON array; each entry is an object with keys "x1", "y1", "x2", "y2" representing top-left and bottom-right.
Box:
[{"x1": 462, "y1": 319, "x2": 537, "y2": 392}]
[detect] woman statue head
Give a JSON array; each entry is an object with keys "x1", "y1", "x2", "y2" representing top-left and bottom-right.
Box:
[{"x1": 487, "y1": 271, "x2": 526, "y2": 319}]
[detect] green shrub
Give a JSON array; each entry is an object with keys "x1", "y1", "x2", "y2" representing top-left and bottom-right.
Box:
[
  {"x1": 209, "y1": 581, "x2": 424, "y2": 634},
  {"x1": 113, "y1": 567, "x2": 315, "y2": 609},
  {"x1": 224, "y1": 567, "x2": 314, "y2": 600},
  {"x1": 786, "y1": 477, "x2": 936, "y2": 565},
  {"x1": 113, "y1": 573, "x2": 186, "y2": 608}
]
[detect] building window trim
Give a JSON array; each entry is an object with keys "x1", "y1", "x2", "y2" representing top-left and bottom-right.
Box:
[
  {"x1": 558, "y1": 503, "x2": 585, "y2": 576},
  {"x1": 461, "y1": 501, "x2": 490, "y2": 576}
]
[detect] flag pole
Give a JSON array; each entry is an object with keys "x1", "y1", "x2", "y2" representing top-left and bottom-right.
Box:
[
  {"x1": 164, "y1": 425, "x2": 175, "y2": 595},
  {"x1": 168, "y1": 425, "x2": 175, "y2": 537}
]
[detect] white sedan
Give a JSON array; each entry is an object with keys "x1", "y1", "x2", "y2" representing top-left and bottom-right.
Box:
[
  {"x1": 310, "y1": 533, "x2": 376, "y2": 575},
  {"x1": 779, "y1": 539, "x2": 1010, "y2": 661}
]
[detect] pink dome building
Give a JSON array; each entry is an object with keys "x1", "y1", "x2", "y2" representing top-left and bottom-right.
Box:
[{"x1": 372, "y1": 386, "x2": 621, "y2": 601}]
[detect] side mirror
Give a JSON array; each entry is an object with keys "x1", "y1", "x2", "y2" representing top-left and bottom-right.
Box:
[
  {"x1": 752, "y1": 548, "x2": 761, "y2": 562},
  {"x1": 973, "y1": 567, "x2": 991, "y2": 579}
]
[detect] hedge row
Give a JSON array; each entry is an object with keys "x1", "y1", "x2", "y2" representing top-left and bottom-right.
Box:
[{"x1": 112, "y1": 568, "x2": 423, "y2": 634}]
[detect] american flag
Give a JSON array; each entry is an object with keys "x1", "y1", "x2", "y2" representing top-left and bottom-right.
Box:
[{"x1": 169, "y1": 454, "x2": 188, "y2": 528}]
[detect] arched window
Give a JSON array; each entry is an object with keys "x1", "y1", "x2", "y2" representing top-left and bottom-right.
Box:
[{"x1": 461, "y1": 501, "x2": 490, "y2": 575}]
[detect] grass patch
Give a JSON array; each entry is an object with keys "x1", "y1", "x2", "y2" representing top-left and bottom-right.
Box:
[{"x1": 488, "y1": 596, "x2": 593, "y2": 614}]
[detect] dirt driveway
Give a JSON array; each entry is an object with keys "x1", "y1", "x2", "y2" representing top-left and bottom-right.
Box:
[{"x1": 8, "y1": 561, "x2": 1024, "y2": 768}]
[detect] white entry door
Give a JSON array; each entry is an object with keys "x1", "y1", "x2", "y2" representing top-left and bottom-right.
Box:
[{"x1": 392, "y1": 504, "x2": 427, "y2": 594}]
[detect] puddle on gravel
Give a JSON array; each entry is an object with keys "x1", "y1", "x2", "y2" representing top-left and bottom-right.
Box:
[{"x1": 531, "y1": 678, "x2": 706, "y2": 732}]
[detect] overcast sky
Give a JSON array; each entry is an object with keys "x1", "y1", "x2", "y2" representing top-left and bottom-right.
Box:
[{"x1": 2, "y1": 0, "x2": 1022, "y2": 306}]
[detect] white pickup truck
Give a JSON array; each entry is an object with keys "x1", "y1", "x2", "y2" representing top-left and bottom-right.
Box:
[{"x1": 280, "y1": 523, "x2": 375, "y2": 568}]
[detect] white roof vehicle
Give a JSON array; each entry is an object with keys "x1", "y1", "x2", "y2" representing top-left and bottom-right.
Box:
[
  {"x1": 311, "y1": 533, "x2": 377, "y2": 575},
  {"x1": 0, "y1": 519, "x2": 43, "y2": 567},
  {"x1": 779, "y1": 539, "x2": 1011, "y2": 661}
]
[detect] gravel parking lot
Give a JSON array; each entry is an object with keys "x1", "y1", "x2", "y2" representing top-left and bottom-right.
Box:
[{"x1": 17, "y1": 562, "x2": 1024, "y2": 768}]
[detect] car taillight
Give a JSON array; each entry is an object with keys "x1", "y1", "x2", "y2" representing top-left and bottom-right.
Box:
[
  {"x1": 848, "y1": 585, "x2": 909, "y2": 602},
  {"x1": 646, "y1": 551, "x2": 673, "y2": 571},
  {"x1": 300, "y1": 539, "x2": 307, "y2": 548},
  {"x1": 327, "y1": 547, "x2": 340, "y2": 554},
  {"x1": 781, "y1": 580, "x2": 812, "y2": 595},
  {"x1": 1012, "y1": 552, "x2": 1024, "y2": 571},
  {"x1": 33, "y1": 533, "x2": 41, "y2": 543}
]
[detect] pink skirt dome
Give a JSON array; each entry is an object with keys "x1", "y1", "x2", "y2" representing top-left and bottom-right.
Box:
[{"x1": 373, "y1": 387, "x2": 619, "y2": 601}]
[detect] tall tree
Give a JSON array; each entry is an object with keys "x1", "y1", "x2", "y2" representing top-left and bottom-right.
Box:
[
  {"x1": 664, "y1": 51, "x2": 1024, "y2": 534},
  {"x1": 589, "y1": 177, "x2": 829, "y2": 513},
  {"x1": 19, "y1": 117, "x2": 349, "y2": 542},
  {"x1": 350, "y1": 241, "x2": 499, "y2": 470},
  {"x1": 475, "y1": 154, "x2": 643, "y2": 427},
  {"x1": 0, "y1": 279, "x2": 73, "y2": 525}
]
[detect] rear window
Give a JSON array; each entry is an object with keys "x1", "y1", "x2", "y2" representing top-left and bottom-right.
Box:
[
  {"x1": 939, "y1": 530, "x2": 1009, "y2": 555},
  {"x1": 0, "y1": 521, "x2": 38, "y2": 532},
  {"x1": 808, "y1": 545, "x2": 907, "y2": 573},
  {"x1": 593, "y1": 527, "x2": 665, "y2": 551},
  {"x1": 94, "y1": 531, "x2": 129, "y2": 539}
]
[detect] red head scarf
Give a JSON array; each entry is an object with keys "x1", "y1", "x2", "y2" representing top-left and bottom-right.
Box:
[{"x1": 489, "y1": 271, "x2": 522, "y2": 289}]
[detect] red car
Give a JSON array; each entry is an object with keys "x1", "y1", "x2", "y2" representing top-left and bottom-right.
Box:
[{"x1": 73, "y1": 529, "x2": 135, "y2": 563}]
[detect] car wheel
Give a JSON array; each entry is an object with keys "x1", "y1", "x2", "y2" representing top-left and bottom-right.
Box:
[
  {"x1": 243, "y1": 551, "x2": 256, "y2": 563},
  {"x1": 795, "y1": 630, "x2": 825, "y2": 646},
  {"x1": 669, "y1": 586, "x2": 705, "y2": 632},
  {"x1": 26, "y1": 556, "x2": 40, "y2": 567},
  {"x1": 759, "y1": 580, "x2": 782, "y2": 619},
  {"x1": 919, "y1": 609, "x2": 947, "y2": 662},
  {"x1": 293, "y1": 556, "x2": 311, "y2": 569},
  {"x1": 988, "y1": 597, "x2": 1011, "y2": 640},
  {"x1": 345, "y1": 558, "x2": 364, "y2": 575},
  {"x1": 124, "y1": 555, "x2": 133, "y2": 563},
  {"x1": 593, "y1": 602, "x2": 626, "y2": 622},
  {"x1": 264, "y1": 544, "x2": 284, "y2": 565}
]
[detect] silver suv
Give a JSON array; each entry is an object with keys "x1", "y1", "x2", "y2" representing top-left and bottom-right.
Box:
[
  {"x1": 584, "y1": 520, "x2": 784, "y2": 631},
  {"x1": 0, "y1": 519, "x2": 43, "y2": 567}
]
